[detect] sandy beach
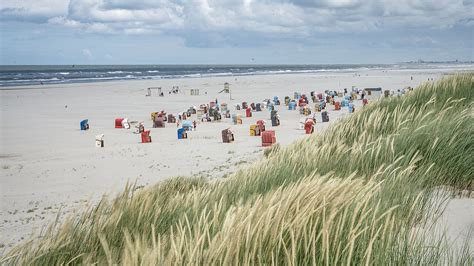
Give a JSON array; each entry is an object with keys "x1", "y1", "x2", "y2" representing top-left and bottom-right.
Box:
[{"x1": 1, "y1": 67, "x2": 473, "y2": 253}]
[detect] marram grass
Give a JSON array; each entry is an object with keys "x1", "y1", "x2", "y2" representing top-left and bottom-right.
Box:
[{"x1": 2, "y1": 74, "x2": 473, "y2": 265}]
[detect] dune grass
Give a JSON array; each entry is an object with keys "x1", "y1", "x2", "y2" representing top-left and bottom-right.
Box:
[{"x1": 3, "y1": 73, "x2": 473, "y2": 265}]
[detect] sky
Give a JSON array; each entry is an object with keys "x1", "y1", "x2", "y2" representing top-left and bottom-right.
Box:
[{"x1": 0, "y1": 0, "x2": 472, "y2": 65}]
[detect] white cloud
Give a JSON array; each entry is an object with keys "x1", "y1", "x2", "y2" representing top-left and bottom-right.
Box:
[
  {"x1": 2, "y1": 0, "x2": 472, "y2": 42},
  {"x1": 48, "y1": 16, "x2": 114, "y2": 33},
  {"x1": 1, "y1": 0, "x2": 68, "y2": 21}
]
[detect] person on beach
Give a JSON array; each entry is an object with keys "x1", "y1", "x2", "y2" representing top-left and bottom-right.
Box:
[{"x1": 193, "y1": 120, "x2": 197, "y2": 130}]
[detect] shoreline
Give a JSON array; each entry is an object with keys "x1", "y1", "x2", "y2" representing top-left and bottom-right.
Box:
[{"x1": 1, "y1": 64, "x2": 473, "y2": 90}]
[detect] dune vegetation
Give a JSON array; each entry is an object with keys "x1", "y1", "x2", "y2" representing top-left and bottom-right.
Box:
[{"x1": 3, "y1": 73, "x2": 473, "y2": 265}]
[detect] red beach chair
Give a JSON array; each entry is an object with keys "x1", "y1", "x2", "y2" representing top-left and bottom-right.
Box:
[
  {"x1": 246, "y1": 107, "x2": 252, "y2": 118},
  {"x1": 141, "y1": 130, "x2": 152, "y2": 143},
  {"x1": 115, "y1": 118, "x2": 124, "y2": 128},
  {"x1": 262, "y1": 130, "x2": 276, "y2": 147},
  {"x1": 256, "y1": 120, "x2": 266, "y2": 133},
  {"x1": 304, "y1": 120, "x2": 315, "y2": 134}
]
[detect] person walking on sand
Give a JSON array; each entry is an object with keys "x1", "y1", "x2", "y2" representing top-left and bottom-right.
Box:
[{"x1": 193, "y1": 120, "x2": 197, "y2": 130}]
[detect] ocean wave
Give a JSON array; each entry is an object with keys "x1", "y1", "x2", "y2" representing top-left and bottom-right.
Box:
[{"x1": 3, "y1": 63, "x2": 470, "y2": 87}]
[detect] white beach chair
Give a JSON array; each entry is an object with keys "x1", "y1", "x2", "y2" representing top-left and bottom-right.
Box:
[{"x1": 95, "y1": 134, "x2": 104, "y2": 148}]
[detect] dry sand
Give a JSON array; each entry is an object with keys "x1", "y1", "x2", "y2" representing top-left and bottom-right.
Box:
[{"x1": 1, "y1": 67, "x2": 472, "y2": 254}]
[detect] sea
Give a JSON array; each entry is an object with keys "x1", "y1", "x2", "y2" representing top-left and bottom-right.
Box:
[{"x1": 0, "y1": 64, "x2": 472, "y2": 87}]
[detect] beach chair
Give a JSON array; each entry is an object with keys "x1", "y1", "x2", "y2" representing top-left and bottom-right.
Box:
[
  {"x1": 289, "y1": 101, "x2": 297, "y2": 110},
  {"x1": 95, "y1": 134, "x2": 104, "y2": 147},
  {"x1": 80, "y1": 119, "x2": 89, "y2": 130},
  {"x1": 158, "y1": 111, "x2": 167, "y2": 122},
  {"x1": 200, "y1": 104, "x2": 208, "y2": 113},
  {"x1": 153, "y1": 117, "x2": 165, "y2": 128},
  {"x1": 115, "y1": 118, "x2": 124, "y2": 128},
  {"x1": 341, "y1": 99, "x2": 349, "y2": 107},
  {"x1": 197, "y1": 109, "x2": 205, "y2": 120},
  {"x1": 321, "y1": 111, "x2": 329, "y2": 122},
  {"x1": 305, "y1": 119, "x2": 315, "y2": 134},
  {"x1": 267, "y1": 102, "x2": 274, "y2": 111},
  {"x1": 303, "y1": 106, "x2": 311, "y2": 116},
  {"x1": 177, "y1": 128, "x2": 187, "y2": 139},
  {"x1": 262, "y1": 130, "x2": 276, "y2": 147},
  {"x1": 222, "y1": 128, "x2": 234, "y2": 143},
  {"x1": 168, "y1": 114, "x2": 176, "y2": 123},
  {"x1": 246, "y1": 107, "x2": 252, "y2": 118},
  {"x1": 271, "y1": 110, "x2": 280, "y2": 126},
  {"x1": 141, "y1": 130, "x2": 152, "y2": 143},
  {"x1": 273, "y1": 96, "x2": 280, "y2": 105},
  {"x1": 315, "y1": 103, "x2": 323, "y2": 112},
  {"x1": 326, "y1": 95, "x2": 331, "y2": 103},
  {"x1": 298, "y1": 98, "x2": 306, "y2": 107},
  {"x1": 221, "y1": 103, "x2": 228, "y2": 112},
  {"x1": 319, "y1": 100, "x2": 326, "y2": 110},
  {"x1": 351, "y1": 92, "x2": 358, "y2": 100},
  {"x1": 348, "y1": 103, "x2": 355, "y2": 113},
  {"x1": 134, "y1": 122, "x2": 144, "y2": 134},
  {"x1": 256, "y1": 120, "x2": 266, "y2": 133},
  {"x1": 250, "y1": 125, "x2": 258, "y2": 136},
  {"x1": 121, "y1": 118, "x2": 130, "y2": 129}
]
